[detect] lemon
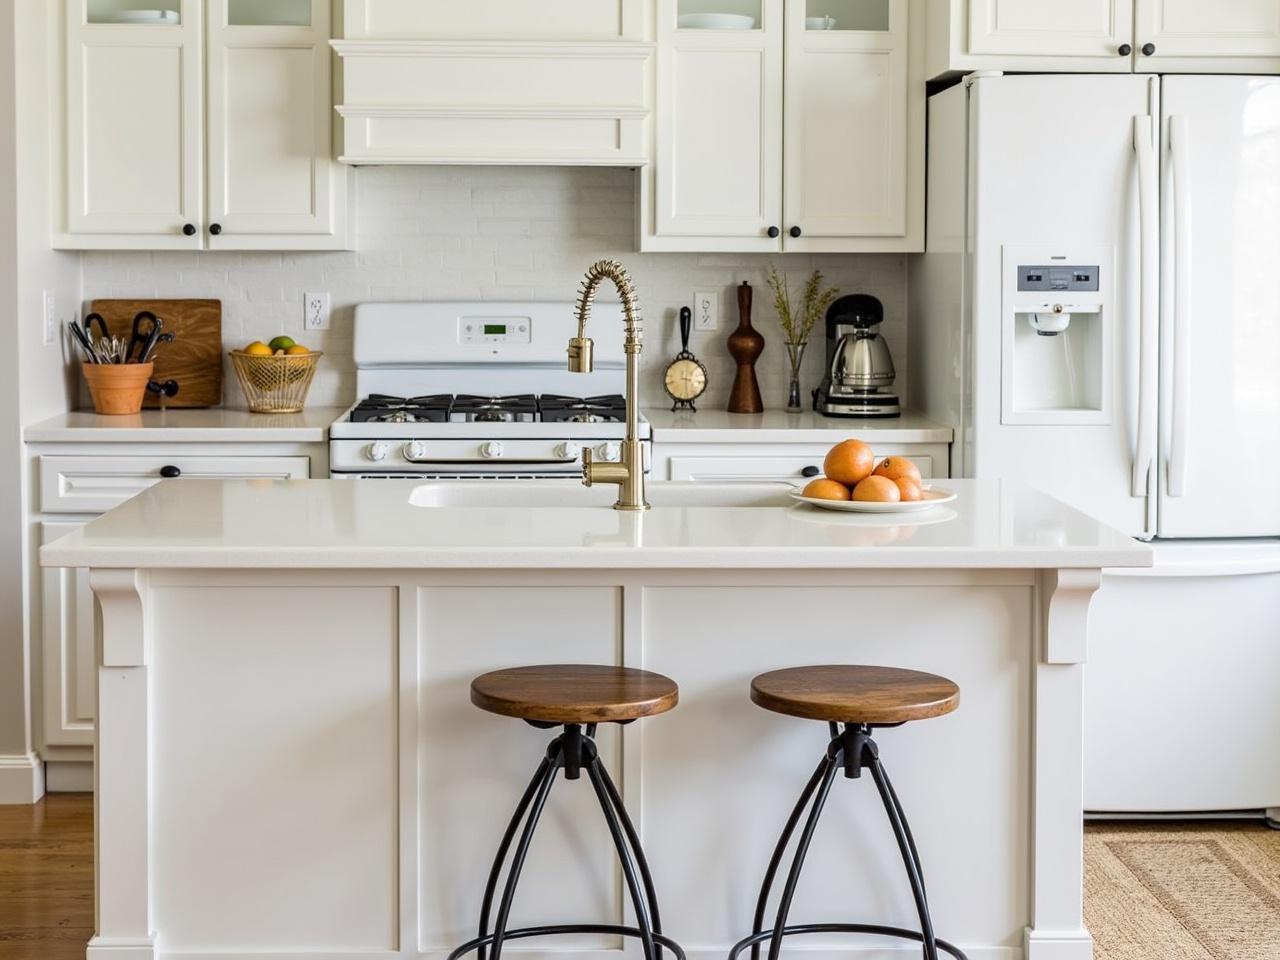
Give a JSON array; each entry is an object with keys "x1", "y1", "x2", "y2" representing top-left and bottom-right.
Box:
[
  {"x1": 285, "y1": 344, "x2": 310, "y2": 355},
  {"x1": 268, "y1": 336, "x2": 296, "y2": 352},
  {"x1": 243, "y1": 341, "x2": 272, "y2": 356}
]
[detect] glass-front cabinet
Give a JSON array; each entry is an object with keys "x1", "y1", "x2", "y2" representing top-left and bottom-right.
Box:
[
  {"x1": 58, "y1": 0, "x2": 348, "y2": 250},
  {"x1": 648, "y1": 0, "x2": 921, "y2": 253}
]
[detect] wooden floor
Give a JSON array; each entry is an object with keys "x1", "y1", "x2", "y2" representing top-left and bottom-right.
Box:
[{"x1": 0, "y1": 794, "x2": 93, "y2": 960}]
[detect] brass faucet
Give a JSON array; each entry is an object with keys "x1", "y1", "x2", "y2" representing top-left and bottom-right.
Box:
[{"x1": 568, "y1": 259, "x2": 649, "y2": 511}]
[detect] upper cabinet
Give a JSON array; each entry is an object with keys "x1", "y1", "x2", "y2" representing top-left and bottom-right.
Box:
[
  {"x1": 928, "y1": 0, "x2": 1280, "y2": 77},
  {"x1": 56, "y1": 0, "x2": 350, "y2": 250},
  {"x1": 643, "y1": 0, "x2": 923, "y2": 253},
  {"x1": 332, "y1": 0, "x2": 653, "y2": 165}
]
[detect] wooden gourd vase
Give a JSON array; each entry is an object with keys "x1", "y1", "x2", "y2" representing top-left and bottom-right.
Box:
[{"x1": 727, "y1": 281, "x2": 765, "y2": 413}]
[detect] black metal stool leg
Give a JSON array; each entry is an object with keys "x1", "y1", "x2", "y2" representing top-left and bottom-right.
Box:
[
  {"x1": 476, "y1": 751, "x2": 558, "y2": 960},
  {"x1": 868, "y1": 756, "x2": 938, "y2": 960},
  {"x1": 488, "y1": 752, "x2": 560, "y2": 960},
  {"x1": 766, "y1": 755, "x2": 840, "y2": 960},
  {"x1": 879, "y1": 757, "x2": 929, "y2": 904},
  {"x1": 748, "y1": 754, "x2": 833, "y2": 960},
  {"x1": 595, "y1": 759, "x2": 665, "y2": 960},
  {"x1": 587, "y1": 757, "x2": 659, "y2": 960}
]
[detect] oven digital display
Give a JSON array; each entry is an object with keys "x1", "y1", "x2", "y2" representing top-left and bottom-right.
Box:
[{"x1": 484, "y1": 324, "x2": 506, "y2": 335}]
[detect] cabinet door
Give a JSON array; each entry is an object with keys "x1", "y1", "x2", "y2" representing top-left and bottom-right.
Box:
[
  {"x1": 1135, "y1": 0, "x2": 1280, "y2": 72},
  {"x1": 966, "y1": 0, "x2": 1134, "y2": 59},
  {"x1": 782, "y1": 0, "x2": 919, "y2": 250},
  {"x1": 63, "y1": 0, "x2": 202, "y2": 248},
  {"x1": 667, "y1": 449, "x2": 941, "y2": 481},
  {"x1": 40, "y1": 522, "x2": 96, "y2": 748},
  {"x1": 651, "y1": 0, "x2": 783, "y2": 249},
  {"x1": 206, "y1": 0, "x2": 348, "y2": 249}
]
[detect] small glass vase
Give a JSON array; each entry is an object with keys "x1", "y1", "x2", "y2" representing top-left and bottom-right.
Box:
[{"x1": 784, "y1": 340, "x2": 807, "y2": 412}]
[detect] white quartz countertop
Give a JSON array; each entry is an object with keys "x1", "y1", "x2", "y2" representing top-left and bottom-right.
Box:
[
  {"x1": 643, "y1": 408, "x2": 953, "y2": 444},
  {"x1": 24, "y1": 407, "x2": 345, "y2": 443},
  {"x1": 40, "y1": 478, "x2": 1151, "y2": 571}
]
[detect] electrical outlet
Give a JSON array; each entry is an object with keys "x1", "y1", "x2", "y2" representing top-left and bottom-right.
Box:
[
  {"x1": 303, "y1": 292, "x2": 330, "y2": 331},
  {"x1": 693, "y1": 290, "x2": 718, "y2": 331},
  {"x1": 43, "y1": 291, "x2": 56, "y2": 346}
]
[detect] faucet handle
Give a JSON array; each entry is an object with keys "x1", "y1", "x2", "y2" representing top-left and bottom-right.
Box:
[
  {"x1": 581, "y1": 445, "x2": 594, "y2": 488},
  {"x1": 567, "y1": 336, "x2": 595, "y2": 373}
]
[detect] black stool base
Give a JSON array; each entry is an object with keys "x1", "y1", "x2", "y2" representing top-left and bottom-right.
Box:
[
  {"x1": 448, "y1": 924, "x2": 686, "y2": 960},
  {"x1": 734, "y1": 722, "x2": 969, "y2": 960},
  {"x1": 450, "y1": 722, "x2": 684, "y2": 960},
  {"x1": 729, "y1": 923, "x2": 966, "y2": 960}
]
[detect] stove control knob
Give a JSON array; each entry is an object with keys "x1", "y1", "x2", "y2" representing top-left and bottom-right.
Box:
[
  {"x1": 555, "y1": 441, "x2": 582, "y2": 460},
  {"x1": 366, "y1": 441, "x2": 390, "y2": 462},
  {"x1": 404, "y1": 440, "x2": 427, "y2": 462},
  {"x1": 596, "y1": 441, "x2": 621, "y2": 462},
  {"x1": 480, "y1": 441, "x2": 504, "y2": 459}
]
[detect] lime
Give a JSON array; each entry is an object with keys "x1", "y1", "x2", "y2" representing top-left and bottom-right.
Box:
[{"x1": 268, "y1": 335, "x2": 296, "y2": 352}]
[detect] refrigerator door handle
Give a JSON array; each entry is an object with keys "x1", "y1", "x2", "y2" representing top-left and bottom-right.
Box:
[
  {"x1": 1132, "y1": 115, "x2": 1158, "y2": 498},
  {"x1": 1168, "y1": 114, "x2": 1192, "y2": 498}
]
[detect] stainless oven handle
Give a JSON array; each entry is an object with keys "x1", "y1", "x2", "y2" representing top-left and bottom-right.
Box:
[{"x1": 401, "y1": 457, "x2": 578, "y2": 466}]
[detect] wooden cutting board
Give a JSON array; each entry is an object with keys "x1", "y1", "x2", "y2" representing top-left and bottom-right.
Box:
[{"x1": 90, "y1": 299, "x2": 223, "y2": 408}]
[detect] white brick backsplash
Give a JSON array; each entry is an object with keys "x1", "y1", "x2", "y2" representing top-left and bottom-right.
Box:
[{"x1": 82, "y1": 166, "x2": 907, "y2": 411}]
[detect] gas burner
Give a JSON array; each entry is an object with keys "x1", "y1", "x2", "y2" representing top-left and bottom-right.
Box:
[
  {"x1": 451, "y1": 395, "x2": 539, "y2": 424},
  {"x1": 540, "y1": 394, "x2": 627, "y2": 425},
  {"x1": 350, "y1": 394, "x2": 452, "y2": 424}
]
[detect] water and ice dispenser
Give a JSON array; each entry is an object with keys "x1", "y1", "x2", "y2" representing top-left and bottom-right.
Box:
[{"x1": 1001, "y1": 246, "x2": 1112, "y2": 425}]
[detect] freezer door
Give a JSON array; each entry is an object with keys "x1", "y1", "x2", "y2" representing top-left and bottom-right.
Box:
[
  {"x1": 966, "y1": 75, "x2": 1157, "y2": 539},
  {"x1": 1158, "y1": 77, "x2": 1280, "y2": 538},
  {"x1": 1085, "y1": 540, "x2": 1280, "y2": 813}
]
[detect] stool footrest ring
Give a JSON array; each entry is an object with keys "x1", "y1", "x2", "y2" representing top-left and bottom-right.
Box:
[
  {"x1": 729, "y1": 922, "x2": 967, "y2": 959},
  {"x1": 447, "y1": 923, "x2": 687, "y2": 960}
]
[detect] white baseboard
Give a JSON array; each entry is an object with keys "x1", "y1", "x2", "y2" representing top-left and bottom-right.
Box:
[
  {"x1": 87, "y1": 935, "x2": 155, "y2": 960},
  {"x1": 46, "y1": 759, "x2": 94, "y2": 792},
  {"x1": 0, "y1": 752, "x2": 45, "y2": 804},
  {"x1": 1025, "y1": 928, "x2": 1093, "y2": 960}
]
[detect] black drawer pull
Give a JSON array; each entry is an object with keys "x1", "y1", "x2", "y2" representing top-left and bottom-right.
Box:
[
  {"x1": 800, "y1": 465, "x2": 820, "y2": 478},
  {"x1": 159, "y1": 465, "x2": 182, "y2": 479}
]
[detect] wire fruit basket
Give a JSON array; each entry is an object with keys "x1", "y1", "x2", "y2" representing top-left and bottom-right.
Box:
[{"x1": 229, "y1": 350, "x2": 323, "y2": 413}]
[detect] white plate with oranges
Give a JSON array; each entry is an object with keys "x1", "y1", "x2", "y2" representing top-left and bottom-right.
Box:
[{"x1": 790, "y1": 439, "x2": 957, "y2": 514}]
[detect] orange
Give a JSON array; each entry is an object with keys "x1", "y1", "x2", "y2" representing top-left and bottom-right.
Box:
[
  {"x1": 894, "y1": 477, "x2": 923, "y2": 501},
  {"x1": 285, "y1": 344, "x2": 310, "y2": 355},
  {"x1": 852, "y1": 475, "x2": 901, "y2": 502},
  {"x1": 873, "y1": 456, "x2": 922, "y2": 485},
  {"x1": 802, "y1": 478, "x2": 851, "y2": 501},
  {"x1": 823, "y1": 439, "x2": 876, "y2": 487},
  {"x1": 243, "y1": 341, "x2": 272, "y2": 356}
]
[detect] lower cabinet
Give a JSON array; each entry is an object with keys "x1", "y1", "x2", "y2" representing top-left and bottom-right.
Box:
[
  {"x1": 653, "y1": 440, "x2": 950, "y2": 483},
  {"x1": 33, "y1": 444, "x2": 320, "y2": 768}
]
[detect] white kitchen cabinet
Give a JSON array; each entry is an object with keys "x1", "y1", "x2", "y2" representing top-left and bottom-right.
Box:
[
  {"x1": 927, "y1": 0, "x2": 1280, "y2": 76},
  {"x1": 342, "y1": 0, "x2": 648, "y2": 40},
  {"x1": 644, "y1": 0, "x2": 923, "y2": 253},
  {"x1": 665, "y1": 447, "x2": 944, "y2": 481},
  {"x1": 28, "y1": 434, "x2": 325, "y2": 775},
  {"x1": 56, "y1": 0, "x2": 350, "y2": 250},
  {"x1": 40, "y1": 522, "x2": 97, "y2": 750}
]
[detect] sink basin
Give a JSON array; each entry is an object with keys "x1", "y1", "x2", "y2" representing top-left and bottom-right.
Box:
[{"x1": 409, "y1": 480, "x2": 796, "y2": 509}]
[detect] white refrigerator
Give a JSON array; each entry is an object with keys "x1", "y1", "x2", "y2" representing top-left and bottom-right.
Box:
[{"x1": 910, "y1": 73, "x2": 1280, "y2": 818}]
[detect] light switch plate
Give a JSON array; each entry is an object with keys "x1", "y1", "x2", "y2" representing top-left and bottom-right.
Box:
[
  {"x1": 694, "y1": 290, "x2": 718, "y2": 331},
  {"x1": 43, "y1": 291, "x2": 56, "y2": 346},
  {"x1": 303, "y1": 292, "x2": 330, "y2": 331}
]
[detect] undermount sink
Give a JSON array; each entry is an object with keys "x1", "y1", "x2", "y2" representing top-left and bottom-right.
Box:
[{"x1": 408, "y1": 480, "x2": 796, "y2": 509}]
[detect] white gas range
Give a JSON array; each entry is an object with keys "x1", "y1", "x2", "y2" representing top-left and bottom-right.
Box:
[{"x1": 329, "y1": 301, "x2": 652, "y2": 479}]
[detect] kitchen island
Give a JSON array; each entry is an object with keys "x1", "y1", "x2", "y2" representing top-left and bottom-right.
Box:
[{"x1": 42, "y1": 478, "x2": 1149, "y2": 960}]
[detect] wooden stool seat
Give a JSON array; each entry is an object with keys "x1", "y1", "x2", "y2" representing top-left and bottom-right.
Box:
[
  {"x1": 471, "y1": 664, "x2": 679, "y2": 725},
  {"x1": 751, "y1": 665, "x2": 959, "y2": 725}
]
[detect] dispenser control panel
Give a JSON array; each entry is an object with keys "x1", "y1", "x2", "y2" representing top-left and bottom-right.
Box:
[{"x1": 1016, "y1": 265, "x2": 1099, "y2": 292}]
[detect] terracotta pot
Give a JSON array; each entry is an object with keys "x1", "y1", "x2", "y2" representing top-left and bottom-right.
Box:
[{"x1": 82, "y1": 362, "x2": 153, "y2": 416}]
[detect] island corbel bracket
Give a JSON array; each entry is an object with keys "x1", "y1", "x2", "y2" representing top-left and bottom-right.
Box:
[{"x1": 88, "y1": 567, "x2": 157, "y2": 960}]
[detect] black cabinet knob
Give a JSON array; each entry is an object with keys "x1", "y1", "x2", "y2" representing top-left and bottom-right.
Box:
[
  {"x1": 182, "y1": 223, "x2": 196, "y2": 236},
  {"x1": 209, "y1": 223, "x2": 222, "y2": 235},
  {"x1": 800, "y1": 465, "x2": 820, "y2": 478},
  {"x1": 767, "y1": 225, "x2": 780, "y2": 238},
  {"x1": 789, "y1": 226, "x2": 802, "y2": 238},
  {"x1": 159, "y1": 465, "x2": 182, "y2": 479},
  {"x1": 1118, "y1": 43, "x2": 1132, "y2": 56},
  {"x1": 1141, "y1": 42, "x2": 1156, "y2": 56}
]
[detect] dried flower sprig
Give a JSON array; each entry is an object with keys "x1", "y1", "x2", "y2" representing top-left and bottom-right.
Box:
[{"x1": 767, "y1": 264, "x2": 839, "y2": 345}]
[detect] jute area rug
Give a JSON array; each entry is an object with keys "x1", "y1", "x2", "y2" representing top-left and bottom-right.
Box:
[{"x1": 1085, "y1": 821, "x2": 1280, "y2": 959}]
